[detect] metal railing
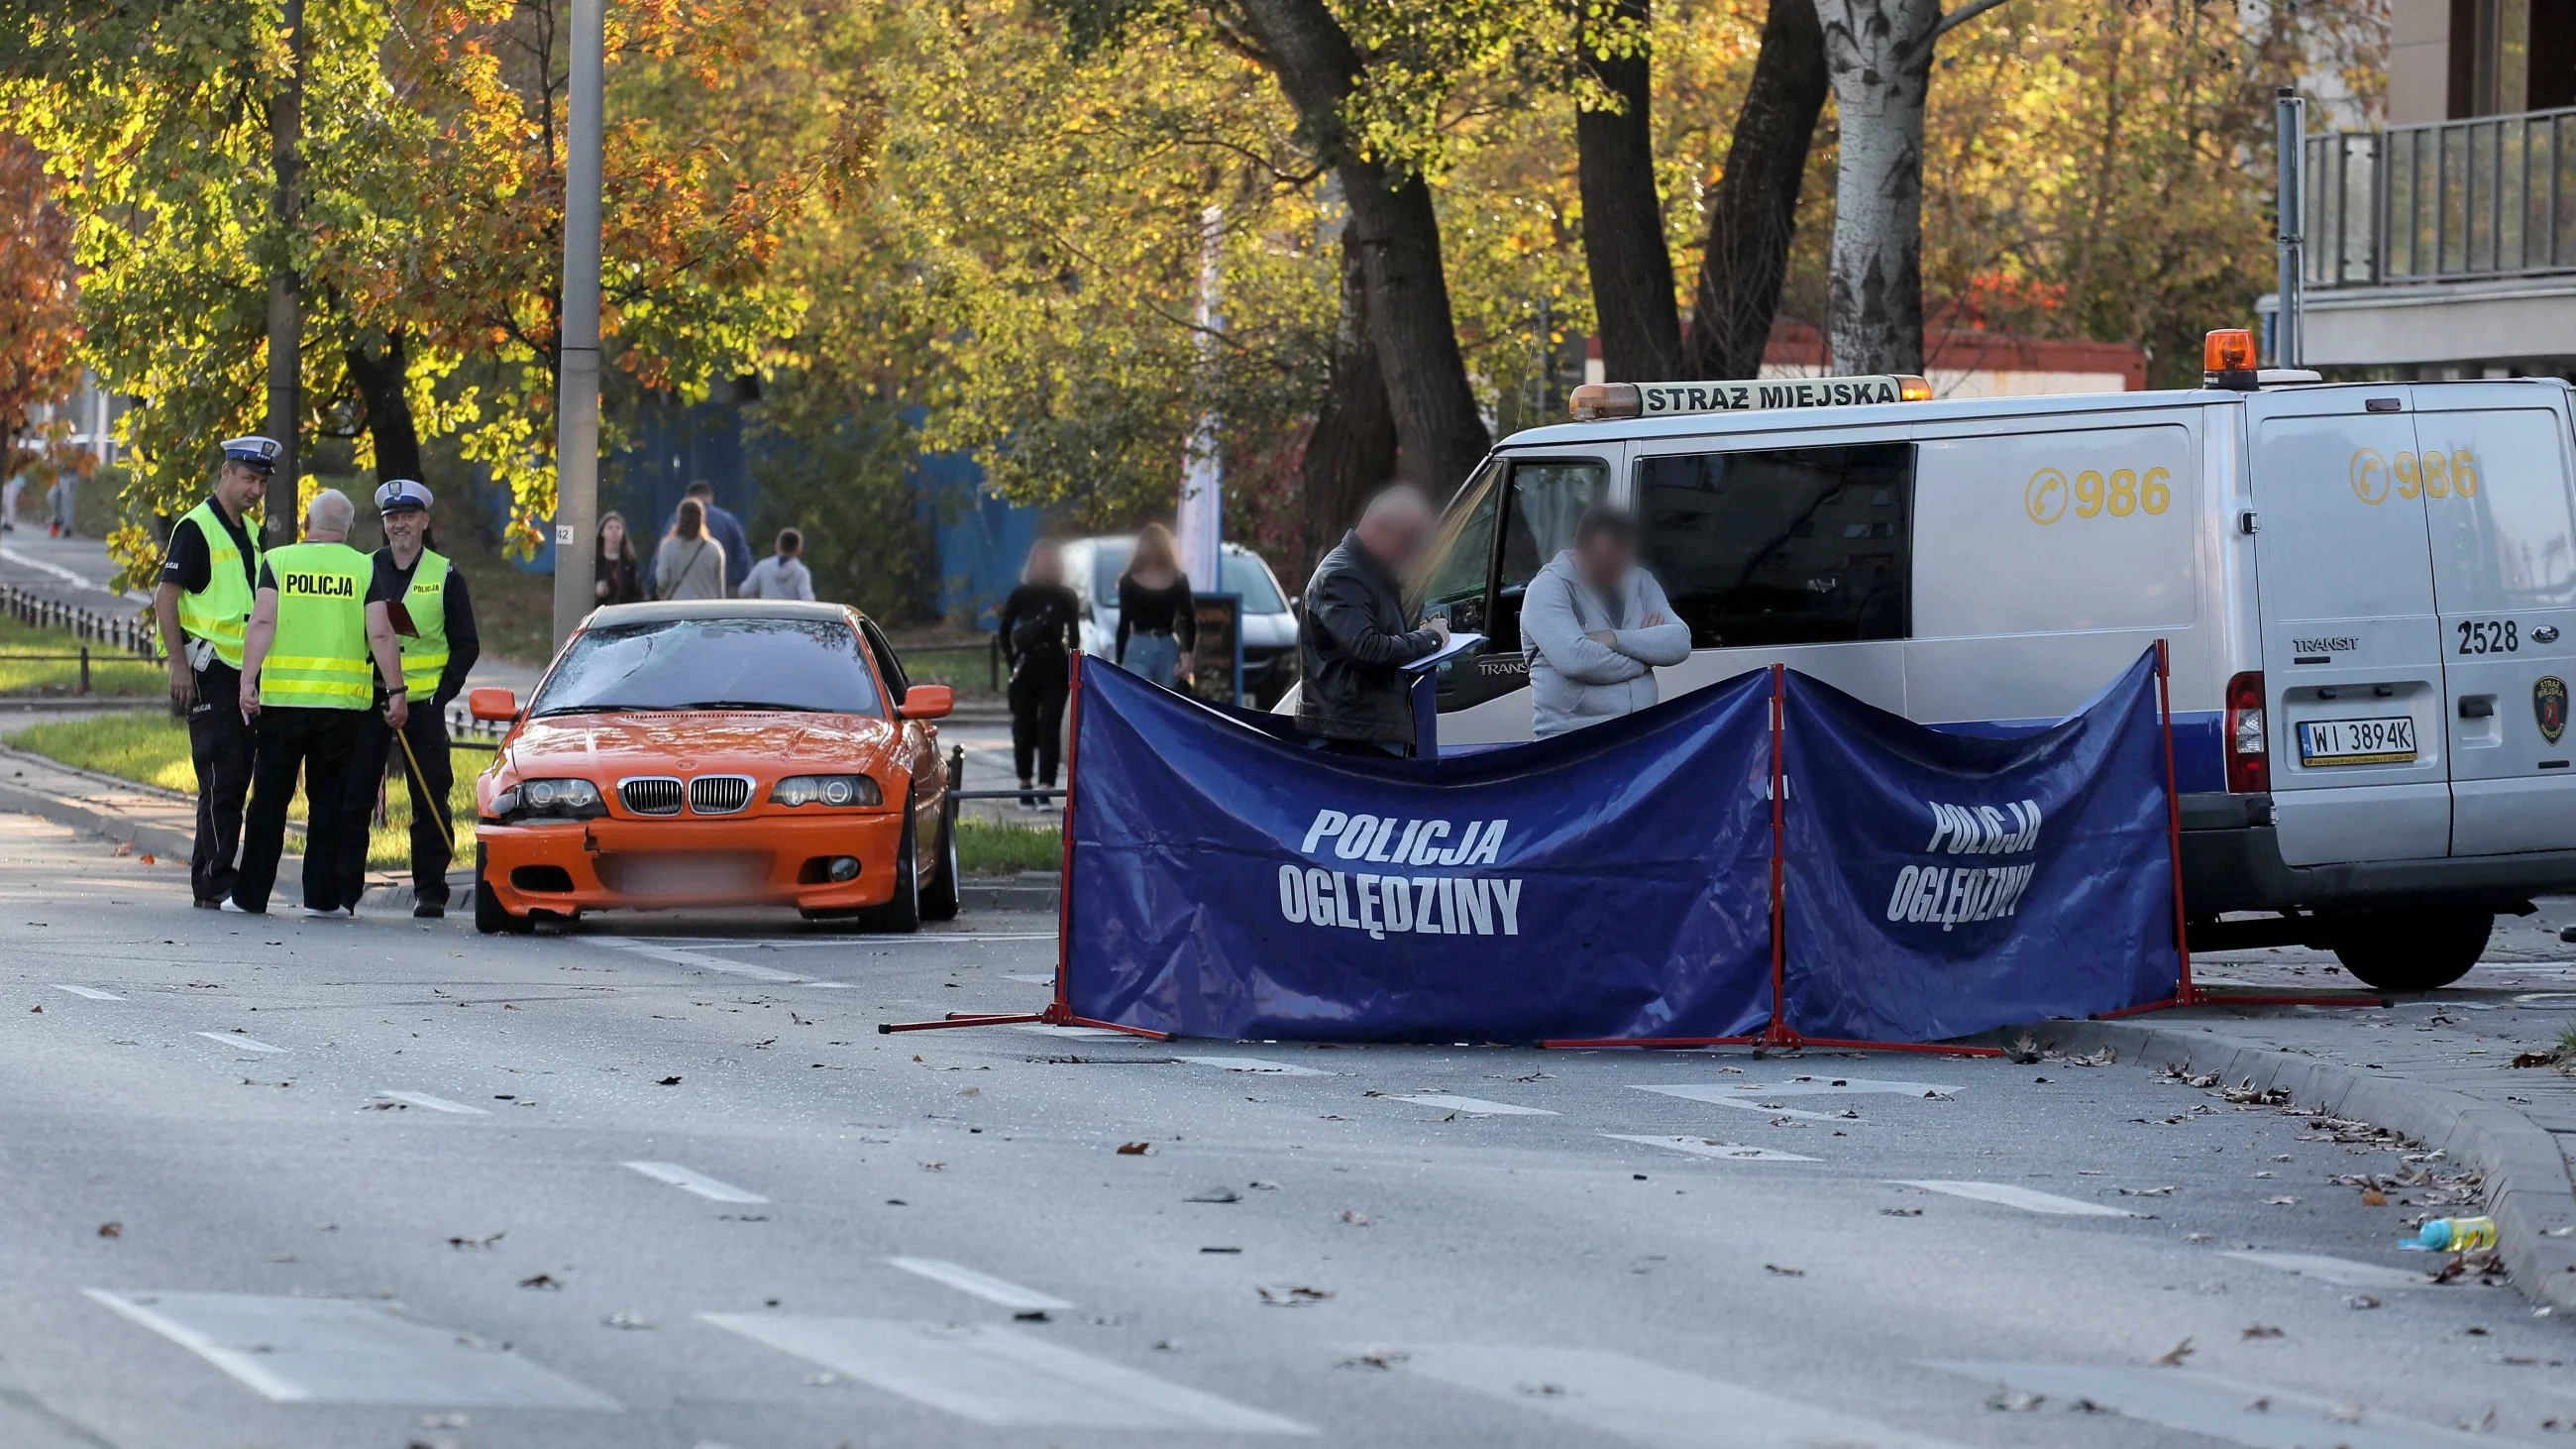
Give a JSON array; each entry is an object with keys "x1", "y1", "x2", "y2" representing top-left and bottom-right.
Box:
[
  {"x1": 2307, "y1": 106, "x2": 2576, "y2": 288},
  {"x1": 0, "y1": 583, "x2": 157, "y2": 658}
]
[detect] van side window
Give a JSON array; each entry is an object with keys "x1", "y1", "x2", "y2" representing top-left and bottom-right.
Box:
[
  {"x1": 1411, "y1": 459, "x2": 1502, "y2": 632},
  {"x1": 1499, "y1": 462, "x2": 1611, "y2": 599},
  {"x1": 1636, "y1": 443, "x2": 1915, "y2": 648}
]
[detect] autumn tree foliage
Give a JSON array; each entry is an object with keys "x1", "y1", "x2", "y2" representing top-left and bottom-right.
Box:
[{"x1": 0, "y1": 133, "x2": 84, "y2": 484}]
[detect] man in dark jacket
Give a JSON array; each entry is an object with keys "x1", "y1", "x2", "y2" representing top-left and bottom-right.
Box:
[{"x1": 1296, "y1": 486, "x2": 1449, "y2": 751}]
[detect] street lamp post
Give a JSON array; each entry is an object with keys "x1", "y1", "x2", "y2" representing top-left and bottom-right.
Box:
[{"x1": 550, "y1": 0, "x2": 605, "y2": 649}]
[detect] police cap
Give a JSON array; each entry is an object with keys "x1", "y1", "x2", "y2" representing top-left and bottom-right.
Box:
[
  {"x1": 220, "y1": 436, "x2": 281, "y2": 473},
  {"x1": 375, "y1": 479, "x2": 434, "y2": 514}
]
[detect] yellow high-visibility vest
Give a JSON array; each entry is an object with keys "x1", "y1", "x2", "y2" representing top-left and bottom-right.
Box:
[
  {"x1": 394, "y1": 549, "x2": 450, "y2": 697},
  {"x1": 260, "y1": 541, "x2": 372, "y2": 709},
  {"x1": 174, "y1": 499, "x2": 261, "y2": 669}
]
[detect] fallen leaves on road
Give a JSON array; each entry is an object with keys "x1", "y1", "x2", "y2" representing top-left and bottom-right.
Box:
[
  {"x1": 2154, "y1": 1338, "x2": 2196, "y2": 1367},
  {"x1": 1184, "y1": 1187, "x2": 1239, "y2": 1204},
  {"x1": 1986, "y1": 1390, "x2": 2044, "y2": 1411},
  {"x1": 112, "y1": 841, "x2": 130, "y2": 856},
  {"x1": 1256, "y1": 1284, "x2": 1332, "y2": 1307},
  {"x1": 2118, "y1": 1184, "x2": 2177, "y2": 1197},
  {"x1": 2263, "y1": 1196, "x2": 2300, "y2": 1206},
  {"x1": 1763, "y1": 1264, "x2": 1805, "y2": 1278},
  {"x1": 1116, "y1": 1142, "x2": 1152, "y2": 1155},
  {"x1": 447, "y1": 1232, "x2": 504, "y2": 1250},
  {"x1": 27, "y1": 1004, "x2": 39, "y2": 1013},
  {"x1": 518, "y1": 1274, "x2": 561, "y2": 1290},
  {"x1": 2361, "y1": 1187, "x2": 2387, "y2": 1206},
  {"x1": 656, "y1": 1075, "x2": 682, "y2": 1086},
  {"x1": 2511, "y1": 1051, "x2": 2561, "y2": 1068},
  {"x1": 1879, "y1": 1207, "x2": 1923, "y2": 1217},
  {"x1": 2241, "y1": 1324, "x2": 2284, "y2": 1339},
  {"x1": 2345, "y1": 1294, "x2": 2382, "y2": 1310},
  {"x1": 1013, "y1": 1308, "x2": 1050, "y2": 1322},
  {"x1": 1340, "y1": 1209, "x2": 1370, "y2": 1226},
  {"x1": 1338, "y1": 1347, "x2": 1409, "y2": 1371},
  {"x1": 601, "y1": 1313, "x2": 654, "y2": 1330},
  {"x1": 95, "y1": 1221, "x2": 121, "y2": 1238}
]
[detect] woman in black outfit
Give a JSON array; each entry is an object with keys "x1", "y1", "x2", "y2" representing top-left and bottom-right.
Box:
[
  {"x1": 592, "y1": 510, "x2": 645, "y2": 606},
  {"x1": 1114, "y1": 521, "x2": 1196, "y2": 690},
  {"x1": 996, "y1": 539, "x2": 1082, "y2": 809}
]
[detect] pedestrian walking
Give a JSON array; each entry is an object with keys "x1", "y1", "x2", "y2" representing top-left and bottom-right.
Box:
[
  {"x1": 592, "y1": 510, "x2": 645, "y2": 606},
  {"x1": 652, "y1": 498, "x2": 727, "y2": 601},
  {"x1": 226, "y1": 489, "x2": 408, "y2": 917},
  {"x1": 49, "y1": 467, "x2": 75, "y2": 536},
  {"x1": 1114, "y1": 521, "x2": 1195, "y2": 689},
  {"x1": 1295, "y1": 485, "x2": 1449, "y2": 754},
  {"x1": 153, "y1": 436, "x2": 270, "y2": 907},
  {"x1": 737, "y1": 527, "x2": 815, "y2": 601},
  {"x1": 333, "y1": 480, "x2": 480, "y2": 918},
  {"x1": 1, "y1": 466, "x2": 23, "y2": 531},
  {"x1": 997, "y1": 539, "x2": 1081, "y2": 808},
  {"x1": 684, "y1": 481, "x2": 753, "y2": 592},
  {"x1": 1522, "y1": 504, "x2": 1691, "y2": 737}
]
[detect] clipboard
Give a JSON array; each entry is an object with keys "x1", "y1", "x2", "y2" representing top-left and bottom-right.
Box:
[
  {"x1": 384, "y1": 599, "x2": 420, "y2": 637},
  {"x1": 1403, "y1": 630, "x2": 1486, "y2": 672}
]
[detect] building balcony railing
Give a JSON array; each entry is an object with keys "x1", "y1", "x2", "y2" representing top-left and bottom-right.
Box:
[{"x1": 2307, "y1": 105, "x2": 2576, "y2": 288}]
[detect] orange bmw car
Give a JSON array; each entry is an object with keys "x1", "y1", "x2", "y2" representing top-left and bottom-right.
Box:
[{"x1": 467, "y1": 600, "x2": 958, "y2": 934}]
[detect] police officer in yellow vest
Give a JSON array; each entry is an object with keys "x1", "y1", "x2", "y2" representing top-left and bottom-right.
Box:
[
  {"x1": 153, "y1": 436, "x2": 271, "y2": 907},
  {"x1": 334, "y1": 479, "x2": 480, "y2": 917},
  {"x1": 225, "y1": 489, "x2": 409, "y2": 917}
]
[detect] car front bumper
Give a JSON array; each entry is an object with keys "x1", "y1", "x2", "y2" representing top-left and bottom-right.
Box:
[{"x1": 477, "y1": 812, "x2": 907, "y2": 916}]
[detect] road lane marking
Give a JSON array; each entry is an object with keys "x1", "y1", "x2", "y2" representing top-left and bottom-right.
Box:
[
  {"x1": 606, "y1": 941, "x2": 813, "y2": 984},
  {"x1": 1890, "y1": 1181, "x2": 2135, "y2": 1217},
  {"x1": 623, "y1": 1162, "x2": 769, "y2": 1204},
  {"x1": 1628, "y1": 1085, "x2": 1854, "y2": 1122},
  {"x1": 1388, "y1": 1095, "x2": 1556, "y2": 1116},
  {"x1": 1726, "y1": 1075, "x2": 1957, "y2": 1098},
  {"x1": 1175, "y1": 1056, "x2": 1333, "y2": 1076},
  {"x1": 887, "y1": 1258, "x2": 1073, "y2": 1312},
  {"x1": 371, "y1": 1090, "x2": 487, "y2": 1115},
  {"x1": 1402, "y1": 1345, "x2": 1971, "y2": 1448},
  {"x1": 83, "y1": 1290, "x2": 616, "y2": 1408},
  {"x1": 1928, "y1": 1363, "x2": 2492, "y2": 1448},
  {"x1": 0, "y1": 546, "x2": 112, "y2": 595},
  {"x1": 193, "y1": 1031, "x2": 286, "y2": 1054},
  {"x1": 701, "y1": 1315, "x2": 1310, "y2": 1433},
  {"x1": 51, "y1": 984, "x2": 121, "y2": 1001},
  {"x1": 2219, "y1": 1251, "x2": 2433, "y2": 1289},
  {"x1": 1600, "y1": 1134, "x2": 1818, "y2": 1163}
]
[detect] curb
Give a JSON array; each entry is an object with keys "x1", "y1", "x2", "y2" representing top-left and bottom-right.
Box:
[{"x1": 2017, "y1": 1016, "x2": 2576, "y2": 1314}]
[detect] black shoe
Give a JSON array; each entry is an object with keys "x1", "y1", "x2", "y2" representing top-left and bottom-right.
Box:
[
  {"x1": 192, "y1": 897, "x2": 223, "y2": 910},
  {"x1": 414, "y1": 901, "x2": 446, "y2": 919}
]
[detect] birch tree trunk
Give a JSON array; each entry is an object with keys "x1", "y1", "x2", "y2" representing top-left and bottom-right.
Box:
[{"x1": 1814, "y1": 0, "x2": 1940, "y2": 376}]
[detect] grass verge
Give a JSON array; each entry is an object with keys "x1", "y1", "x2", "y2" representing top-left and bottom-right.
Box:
[
  {"x1": 0, "y1": 615, "x2": 163, "y2": 696},
  {"x1": 5, "y1": 711, "x2": 480, "y2": 871},
  {"x1": 898, "y1": 642, "x2": 1002, "y2": 701},
  {"x1": 957, "y1": 816, "x2": 1060, "y2": 876}
]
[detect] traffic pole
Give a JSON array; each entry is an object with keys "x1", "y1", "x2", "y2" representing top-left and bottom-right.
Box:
[{"x1": 550, "y1": 0, "x2": 605, "y2": 650}]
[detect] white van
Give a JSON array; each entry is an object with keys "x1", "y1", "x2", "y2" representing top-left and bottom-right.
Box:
[
  {"x1": 1358, "y1": 360, "x2": 2576, "y2": 991},
  {"x1": 1059, "y1": 536, "x2": 1301, "y2": 707}
]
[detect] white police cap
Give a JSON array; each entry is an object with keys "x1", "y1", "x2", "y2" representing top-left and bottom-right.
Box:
[
  {"x1": 220, "y1": 436, "x2": 281, "y2": 472},
  {"x1": 375, "y1": 478, "x2": 434, "y2": 514}
]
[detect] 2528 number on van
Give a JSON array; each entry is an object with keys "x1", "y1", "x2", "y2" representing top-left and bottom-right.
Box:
[{"x1": 2457, "y1": 618, "x2": 2519, "y2": 654}]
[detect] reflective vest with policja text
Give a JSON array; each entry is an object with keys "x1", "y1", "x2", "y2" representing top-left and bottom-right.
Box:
[
  {"x1": 259, "y1": 541, "x2": 372, "y2": 709},
  {"x1": 393, "y1": 549, "x2": 451, "y2": 697},
  {"x1": 173, "y1": 499, "x2": 261, "y2": 669}
]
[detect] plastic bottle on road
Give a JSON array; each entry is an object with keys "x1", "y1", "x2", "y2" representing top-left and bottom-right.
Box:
[{"x1": 2400, "y1": 1216, "x2": 2497, "y2": 1252}]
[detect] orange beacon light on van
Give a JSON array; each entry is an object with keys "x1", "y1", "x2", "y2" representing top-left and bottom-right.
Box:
[{"x1": 2203, "y1": 328, "x2": 2258, "y2": 390}]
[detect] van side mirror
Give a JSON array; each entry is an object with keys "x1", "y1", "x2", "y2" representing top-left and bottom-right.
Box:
[
  {"x1": 468, "y1": 687, "x2": 519, "y2": 723},
  {"x1": 900, "y1": 684, "x2": 954, "y2": 721}
]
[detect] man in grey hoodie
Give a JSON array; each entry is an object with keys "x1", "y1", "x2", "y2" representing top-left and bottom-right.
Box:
[{"x1": 1521, "y1": 505, "x2": 1693, "y2": 737}]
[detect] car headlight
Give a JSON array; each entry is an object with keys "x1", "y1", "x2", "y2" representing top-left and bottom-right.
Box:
[
  {"x1": 491, "y1": 777, "x2": 606, "y2": 822},
  {"x1": 770, "y1": 773, "x2": 881, "y2": 808}
]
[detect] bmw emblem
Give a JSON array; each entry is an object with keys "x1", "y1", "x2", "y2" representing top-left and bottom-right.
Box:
[{"x1": 2537, "y1": 676, "x2": 2568, "y2": 745}]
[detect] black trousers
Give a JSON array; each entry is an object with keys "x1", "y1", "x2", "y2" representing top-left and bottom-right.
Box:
[
  {"x1": 336, "y1": 707, "x2": 455, "y2": 908},
  {"x1": 1008, "y1": 663, "x2": 1069, "y2": 789},
  {"x1": 231, "y1": 706, "x2": 363, "y2": 914},
  {"x1": 185, "y1": 661, "x2": 255, "y2": 904}
]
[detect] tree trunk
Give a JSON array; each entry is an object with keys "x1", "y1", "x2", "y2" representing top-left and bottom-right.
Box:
[
  {"x1": 344, "y1": 330, "x2": 422, "y2": 487},
  {"x1": 1680, "y1": 0, "x2": 1828, "y2": 380},
  {"x1": 263, "y1": 0, "x2": 305, "y2": 543},
  {"x1": 1234, "y1": 0, "x2": 1492, "y2": 495},
  {"x1": 1573, "y1": 0, "x2": 1679, "y2": 382},
  {"x1": 1299, "y1": 224, "x2": 1400, "y2": 575},
  {"x1": 1815, "y1": 0, "x2": 1939, "y2": 376}
]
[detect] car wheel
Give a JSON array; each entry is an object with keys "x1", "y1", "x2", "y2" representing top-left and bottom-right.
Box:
[
  {"x1": 2326, "y1": 909, "x2": 2491, "y2": 992},
  {"x1": 921, "y1": 806, "x2": 961, "y2": 923},
  {"x1": 865, "y1": 792, "x2": 922, "y2": 935},
  {"x1": 474, "y1": 845, "x2": 533, "y2": 936}
]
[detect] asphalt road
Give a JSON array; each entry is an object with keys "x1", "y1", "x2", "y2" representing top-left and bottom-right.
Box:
[{"x1": 1, "y1": 811, "x2": 2570, "y2": 1449}]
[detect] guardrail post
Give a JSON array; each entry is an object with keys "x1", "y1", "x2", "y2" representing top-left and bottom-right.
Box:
[{"x1": 76, "y1": 646, "x2": 89, "y2": 696}]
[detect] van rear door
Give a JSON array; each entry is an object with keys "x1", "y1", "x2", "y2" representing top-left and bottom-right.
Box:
[
  {"x1": 2415, "y1": 383, "x2": 2576, "y2": 855},
  {"x1": 2247, "y1": 388, "x2": 2450, "y2": 866}
]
